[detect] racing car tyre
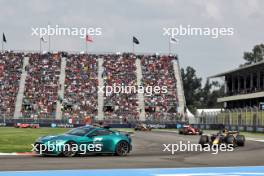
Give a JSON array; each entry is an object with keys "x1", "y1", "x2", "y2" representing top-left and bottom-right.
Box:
[
  {"x1": 61, "y1": 141, "x2": 77, "y2": 157},
  {"x1": 183, "y1": 129, "x2": 188, "y2": 135},
  {"x1": 236, "y1": 135, "x2": 245, "y2": 146},
  {"x1": 199, "y1": 135, "x2": 209, "y2": 147},
  {"x1": 115, "y1": 141, "x2": 129, "y2": 156},
  {"x1": 226, "y1": 135, "x2": 235, "y2": 146}
]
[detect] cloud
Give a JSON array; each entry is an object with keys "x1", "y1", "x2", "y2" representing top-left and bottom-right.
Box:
[{"x1": 0, "y1": 0, "x2": 263, "y2": 81}]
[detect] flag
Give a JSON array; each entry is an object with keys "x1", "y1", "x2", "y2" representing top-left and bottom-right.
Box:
[
  {"x1": 40, "y1": 36, "x2": 47, "y2": 43},
  {"x1": 86, "y1": 35, "x2": 93, "y2": 42},
  {"x1": 170, "y1": 37, "x2": 179, "y2": 44},
  {"x1": 2, "y1": 33, "x2": 7, "y2": 43},
  {"x1": 133, "y1": 36, "x2": 139, "y2": 44}
]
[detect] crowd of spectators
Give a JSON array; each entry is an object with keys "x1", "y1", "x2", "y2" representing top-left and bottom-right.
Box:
[
  {"x1": 0, "y1": 52, "x2": 23, "y2": 118},
  {"x1": 102, "y1": 54, "x2": 139, "y2": 120},
  {"x1": 22, "y1": 53, "x2": 61, "y2": 118},
  {"x1": 141, "y1": 55, "x2": 179, "y2": 121},
  {"x1": 63, "y1": 54, "x2": 98, "y2": 119},
  {"x1": 0, "y1": 52, "x2": 181, "y2": 122}
]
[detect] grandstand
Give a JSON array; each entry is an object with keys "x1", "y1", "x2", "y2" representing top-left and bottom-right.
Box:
[
  {"x1": 102, "y1": 54, "x2": 138, "y2": 121},
  {"x1": 141, "y1": 55, "x2": 179, "y2": 121},
  {"x1": 0, "y1": 52, "x2": 23, "y2": 118},
  {"x1": 22, "y1": 53, "x2": 60, "y2": 118},
  {"x1": 0, "y1": 51, "x2": 186, "y2": 123}
]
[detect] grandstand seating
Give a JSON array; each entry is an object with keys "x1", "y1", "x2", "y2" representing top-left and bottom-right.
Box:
[
  {"x1": 102, "y1": 54, "x2": 139, "y2": 120},
  {"x1": 63, "y1": 54, "x2": 98, "y2": 119},
  {"x1": 0, "y1": 52, "x2": 181, "y2": 121},
  {"x1": 141, "y1": 55, "x2": 179, "y2": 121},
  {"x1": 0, "y1": 52, "x2": 23, "y2": 118},
  {"x1": 22, "y1": 53, "x2": 60, "y2": 118}
]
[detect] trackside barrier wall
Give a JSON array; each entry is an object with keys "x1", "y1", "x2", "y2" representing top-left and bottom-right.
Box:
[
  {"x1": 197, "y1": 108, "x2": 264, "y2": 132},
  {"x1": 1, "y1": 118, "x2": 264, "y2": 132}
]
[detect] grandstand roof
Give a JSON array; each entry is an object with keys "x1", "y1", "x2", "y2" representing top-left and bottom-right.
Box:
[{"x1": 209, "y1": 60, "x2": 264, "y2": 78}]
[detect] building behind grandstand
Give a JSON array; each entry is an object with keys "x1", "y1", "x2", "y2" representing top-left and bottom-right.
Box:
[{"x1": 198, "y1": 61, "x2": 264, "y2": 131}]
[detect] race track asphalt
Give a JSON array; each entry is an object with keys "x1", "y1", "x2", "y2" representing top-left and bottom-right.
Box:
[{"x1": 0, "y1": 131, "x2": 263, "y2": 171}]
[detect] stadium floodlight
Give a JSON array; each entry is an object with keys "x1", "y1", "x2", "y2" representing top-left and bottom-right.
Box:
[
  {"x1": 80, "y1": 51, "x2": 85, "y2": 54},
  {"x1": 116, "y1": 52, "x2": 121, "y2": 55}
]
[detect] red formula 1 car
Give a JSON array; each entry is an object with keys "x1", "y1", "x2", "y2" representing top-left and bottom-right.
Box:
[
  {"x1": 14, "y1": 123, "x2": 40, "y2": 128},
  {"x1": 178, "y1": 125, "x2": 203, "y2": 135}
]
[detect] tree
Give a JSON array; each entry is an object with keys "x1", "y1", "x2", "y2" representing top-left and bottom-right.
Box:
[
  {"x1": 199, "y1": 80, "x2": 225, "y2": 108},
  {"x1": 181, "y1": 67, "x2": 224, "y2": 114},
  {"x1": 181, "y1": 66, "x2": 202, "y2": 114},
  {"x1": 243, "y1": 44, "x2": 264, "y2": 65}
]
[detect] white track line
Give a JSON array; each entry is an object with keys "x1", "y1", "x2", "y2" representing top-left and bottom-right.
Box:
[{"x1": 0, "y1": 152, "x2": 35, "y2": 156}]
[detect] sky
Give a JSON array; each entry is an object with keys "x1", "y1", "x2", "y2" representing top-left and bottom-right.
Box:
[{"x1": 0, "y1": 0, "x2": 264, "y2": 82}]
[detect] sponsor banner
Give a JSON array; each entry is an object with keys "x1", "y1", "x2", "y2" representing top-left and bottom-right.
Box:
[
  {"x1": 246, "y1": 126, "x2": 254, "y2": 132},
  {"x1": 238, "y1": 126, "x2": 245, "y2": 131},
  {"x1": 51, "y1": 124, "x2": 74, "y2": 128},
  {"x1": 192, "y1": 124, "x2": 198, "y2": 129},
  {"x1": 0, "y1": 123, "x2": 6, "y2": 127},
  {"x1": 150, "y1": 124, "x2": 166, "y2": 129},
  {"x1": 231, "y1": 126, "x2": 237, "y2": 131},
  {"x1": 256, "y1": 127, "x2": 264, "y2": 132}
]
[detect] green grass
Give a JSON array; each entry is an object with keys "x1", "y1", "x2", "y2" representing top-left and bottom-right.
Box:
[{"x1": 0, "y1": 127, "x2": 68, "y2": 153}]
